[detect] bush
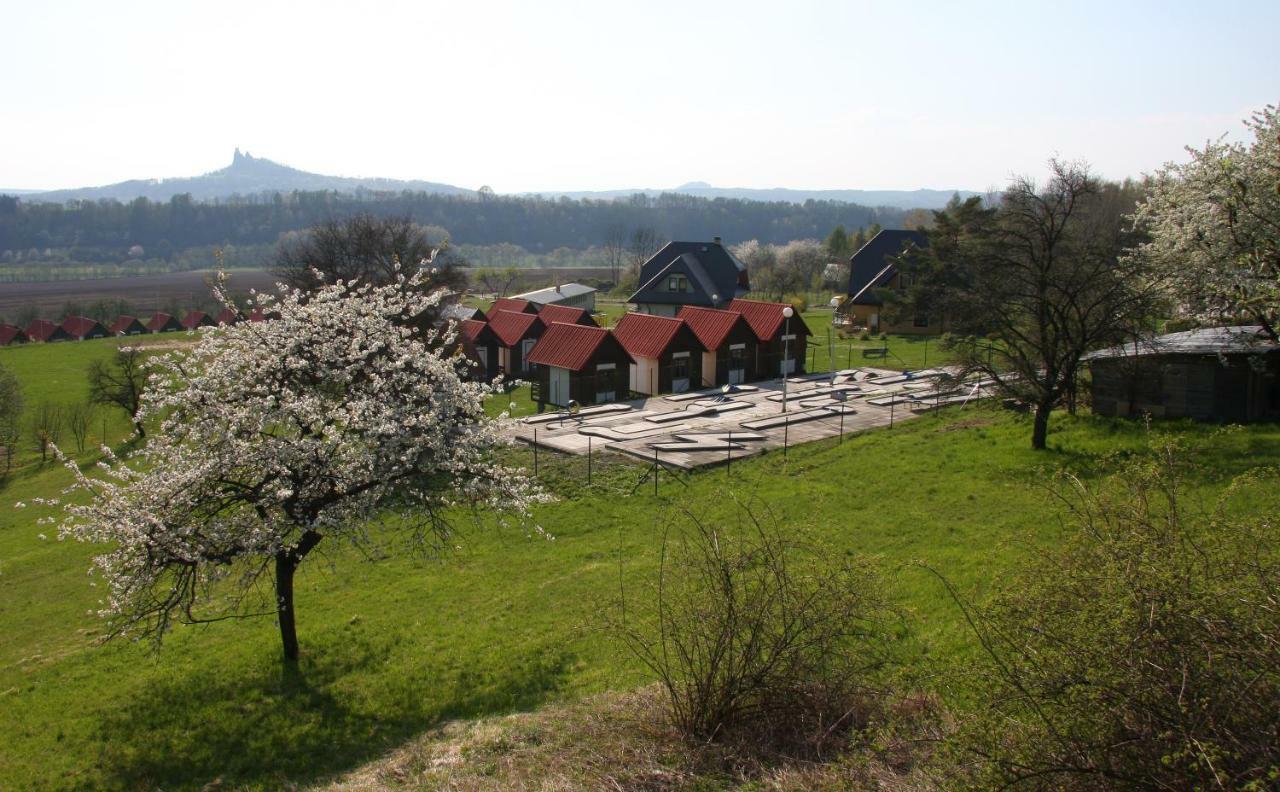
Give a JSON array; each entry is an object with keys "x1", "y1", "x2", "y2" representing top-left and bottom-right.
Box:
[
  {"x1": 784, "y1": 294, "x2": 808, "y2": 314},
  {"x1": 941, "y1": 441, "x2": 1280, "y2": 790},
  {"x1": 859, "y1": 330, "x2": 872, "y2": 341},
  {"x1": 615, "y1": 504, "x2": 894, "y2": 752}
]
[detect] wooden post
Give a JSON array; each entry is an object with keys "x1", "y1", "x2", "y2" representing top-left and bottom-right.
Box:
[
  {"x1": 726, "y1": 430, "x2": 732, "y2": 474},
  {"x1": 839, "y1": 402, "x2": 845, "y2": 443},
  {"x1": 587, "y1": 435, "x2": 592, "y2": 485},
  {"x1": 653, "y1": 447, "x2": 659, "y2": 497},
  {"x1": 784, "y1": 414, "x2": 789, "y2": 457},
  {"x1": 890, "y1": 397, "x2": 895, "y2": 429},
  {"x1": 533, "y1": 427, "x2": 539, "y2": 477}
]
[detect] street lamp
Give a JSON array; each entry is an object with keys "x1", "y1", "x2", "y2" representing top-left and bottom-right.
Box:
[
  {"x1": 828, "y1": 296, "x2": 840, "y2": 386},
  {"x1": 781, "y1": 305, "x2": 794, "y2": 412}
]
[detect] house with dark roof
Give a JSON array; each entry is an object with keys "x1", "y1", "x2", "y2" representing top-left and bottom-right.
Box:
[
  {"x1": 526, "y1": 322, "x2": 633, "y2": 409},
  {"x1": 26, "y1": 319, "x2": 71, "y2": 343},
  {"x1": 677, "y1": 306, "x2": 759, "y2": 386},
  {"x1": 487, "y1": 309, "x2": 545, "y2": 377},
  {"x1": 727, "y1": 299, "x2": 811, "y2": 378},
  {"x1": 512, "y1": 282, "x2": 597, "y2": 312},
  {"x1": 628, "y1": 238, "x2": 750, "y2": 317},
  {"x1": 457, "y1": 318, "x2": 500, "y2": 382},
  {"x1": 147, "y1": 313, "x2": 184, "y2": 333},
  {"x1": 182, "y1": 311, "x2": 216, "y2": 330},
  {"x1": 1086, "y1": 326, "x2": 1280, "y2": 422},
  {"x1": 61, "y1": 316, "x2": 110, "y2": 341},
  {"x1": 110, "y1": 315, "x2": 148, "y2": 336},
  {"x1": 840, "y1": 229, "x2": 937, "y2": 334},
  {"x1": 612, "y1": 312, "x2": 706, "y2": 395},
  {"x1": 536, "y1": 303, "x2": 597, "y2": 327},
  {"x1": 0, "y1": 324, "x2": 28, "y2": 346}
]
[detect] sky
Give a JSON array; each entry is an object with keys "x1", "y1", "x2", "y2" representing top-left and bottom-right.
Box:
[{"x1": 2, "y1": 0, "x2": 1277, "y2": 194}]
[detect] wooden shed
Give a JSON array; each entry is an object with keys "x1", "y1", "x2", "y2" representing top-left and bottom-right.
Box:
[
  {"x1": 26, "y1": 319, "x2": 72, "y2": 343},
  {"x1": 214, "y1": 308, "x2": 240, "y2": 326},
  {"x1": 0, "y1": 324, "x2": 28, "y2": 346},
  {"x1": 457, "y1": 318, "x2": 500, "y2": 382},
  {"x1": 726, "y1": 299, "x2": 812, "y2": 378},
  {"x1": 182, "y1": 311, "x2": 217, "y2": 330},
  {"x1": 612, "y1": 312, "x2": 706, "y2": 395},
  {"x1": 487, "y1": 309, "x2": 545, "y2": 377},
  {"x1": 1086, "y1": 326, "x2": 1280, "y2": 423},
  {"x1": 490, "y1": 297, "x2": 538, "y2": 315},
  {"x1": 110, "y1": 315, "x2": 148, "y2": 336},
  {"x1": 526, "y1": 322, "x2": 633, "y2": 409},
  {"x1": 536, "y1": 303, "x2": 597, "y2": 327},
  {"x1": 147, "y1": 313, "x2": 184, "y2": 333},
  {"x1": 61, "y1": 316, "x2": 110, "y2": 341},
  {"x1": 677, "y1": 305, "x2": 759, "y2": 387}
]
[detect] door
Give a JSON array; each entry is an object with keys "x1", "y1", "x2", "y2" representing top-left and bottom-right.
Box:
[
  {"x1": 728, "y1": 344, "x2": 746, "y2": 384},
  {"x1": 671, "y1": 352, "x2": 691, "y2": 393},
  {"x1": 520, "y1": 338, "x2": 537, "y2": 373},
  {"x1": 549, "y1": 366, "x2": 570, "y2": 407},
  {"x1": 476, "y1": 347, "x2": 488, "y2": 377}
]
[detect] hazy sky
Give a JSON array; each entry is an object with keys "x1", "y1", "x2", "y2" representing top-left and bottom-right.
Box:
[{"x1": 2, "y1": 0, "x2": 1277, "y2": 193}]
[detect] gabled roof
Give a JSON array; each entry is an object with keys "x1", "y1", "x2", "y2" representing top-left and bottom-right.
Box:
[
  {"x1": 847, "y1": 229, "x2": 928, "y2": 305},
  {"x1": 628, "y1": 240, "x2": 749, "y2": 307},
  {"x1": 726, "y1": 299, "x2": 811, "y2": 342},
  {"x1": 487, "y1": 309, "x2": 543, "y2": 347},
  {"x1": 1085, "y1": 326, "x2": 1280, "y2": 361},
  {"x1": 512, "y1": 282, "x2": 597, "y2": 304},
  {"x1": 490, "y1": 297, "x2": 537, "y2": 315},
  {"x1": 440, "y1": 303, "x2": 485, "y2": 323},
  {"x1": 147, "y1": 313, "x2": 183, "y2": 333},
  {"x1": 182, "y1": 311, "x2": 215, "y2": 329},
  {"x1": 458, "y1": 318, "x2": 497, "y2": 345},
  {"x1": 612, "y1": 312, "x2": 702, "y2": 359},
  {"x1": 537, "y1": 303, "x2": 597, "y2": 327},
  {"x1": 110, "y1": 315, "x2": 147, "y2": 335},
  {"x1": 677, "y1": 305, "x2": 753, "y2": 350},
  {"x1": 527, "y1": 322, "x2": 628, "y2": 371},
  {"x1": 26, "y1": 319, "x2": 70, "y2": 342},
  {"x1": 0, "y1": 324, "x2": 27, "y2": 345},
  {"x1": 61, "y1": 315, "x2": 106, "y2": 339},
  {"x1": 214, "y1": 308, "x2": 239, "y2": 325}
]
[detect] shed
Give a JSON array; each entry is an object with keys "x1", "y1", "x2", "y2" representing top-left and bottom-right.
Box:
[
  {"x1": 677, "y1": 305, "x2": 759, "y2": 386},
  {"x1": 512, "y1": 282, "x2": 598, "y2": 312},
  {"x1": 147, "y1": 313, "x2": 184, "y2": 333},
  {"x1": 726, "y1": 299, "x2": 812, "y2": 378},
  {"x1": 490, "y1": 297, "x2": 538, "y2": 315},
  {"x1": 214, "y1": 308, "x2": 240, "y2": 326},
  {"x1": 0, "y1": 324, "x2": 28, "y2": 346},
  {"x1": 110, "y1": 315, "x2": 148, "y2": 336},
  {"x1": 526, "y1": 322, "x2": 633, "y2": 409},
  {"x1": 61, "y1": 316, "x2": 110, "y2": 341},
  {"x1": 613, "y1": 312, "x2": 706, "y2": 395},
  {"x1": 1086, "y1": 326, "x2": 1280, "y2": 423},
  {"x1": 182, "y1": 311, "x2": 216, "y2": 330},
  {"x1": 457, "y1": 318, "x2": 500, "y2": 382},
  {"x1": 26, "y1": 319, "x2": 72, "y2": 343},
  {"x1": 537, "y1": 303, "x2": 597, "y2": 327},
  {"x1": 487, "y1": 309, "x2": 545, "y2": 376}
]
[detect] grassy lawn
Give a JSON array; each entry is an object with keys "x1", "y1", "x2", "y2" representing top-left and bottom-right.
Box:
[{"x1": 2, "y1": 338, "x2": 1275, "y2": 790}]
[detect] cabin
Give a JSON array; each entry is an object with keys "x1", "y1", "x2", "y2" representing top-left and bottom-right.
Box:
[
  {"x1": 489, "y1": 297, "x2": 538, "y2": 315},
  {"x1": 536, "y1": 303, "x2": 597, "y2": 327},
  {"x1": 526, "y1": 322, "x2": 633, "y2": 409},
  {"x1": 840, "y1": 229, "x2": 939, "y2": 334},
  {"x1": 1086, "y1": 326, "x2": 1280, "y2": 423},
  {"x1": 612, "y1": 312, "x2": 706, "y2": 395},
  {"x1": 110, "y1": 315, "x2": 148, "y2": 336},
  {"x1": 214, "y1": 308, "x2": 240, "y2": 326},
  {"x1": 61, "y1": 316, "x2": 110, "y2": 341},
  {"x1": 628, "y1": 238, "x2": 750, "y2": 316},
  {"x1": 677, "y1": 305, "x2": 760, "y2": 386},
  {"x1": 147, "y1": 313, "x2": 184, "y2": 333},
  {"x1": 439, "y1": 303, "x2": 486, "y2": 324},
  {"x1": 511, "y1": 282, "x2": 598, "y2": 312},
  {"x1": 458, "y1": 318, "x2": 500, "y2": 382},
  {"x1": 487, "y1": 309, "x2": 545, "y2": 377},
  {"x1": 726, "y1": 299, "x2": 811, "y2": 378},
  {"x1": 182, "y1": 311, "x2": 216, "y2": 330},
  {"x1": 25, "y1": 319, "x2": 71, "y2": 343},
  {"x1": 0, "y1": 324, "x2": 28, "y2": 346}
]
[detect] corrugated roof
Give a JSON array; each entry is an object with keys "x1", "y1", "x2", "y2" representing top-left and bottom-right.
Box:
[
  {"x1": 182, "y1": 311, "x2": 214, "y2": 329},
  {"x1": 490, "y1": 297, "x2": 537, "y2": 315},
  {"x1": 26, "y1": 319, "x2": 66, "y2": 342},
  {"x1": 527, "y1": 322, "x2": 614, "y2": 370},
  {"x1": 459, "y1": 318, "x2": 497, "y2": 345},
  {"x1": 1086, "y1": 326, "x2": 1279, "y2": 360},
  {"x1": 512, "y1": 282, "x2": 597, "y2": 304},
  {"x1": 0, "y1": 324, "x2": 27, "y2": 345},
  {"x1": 61, "y1": 315, "x2": 105, "y2": 339},
  {"x1": 677, "y1": 305, "x2": 750, "y2": 350},
  {"x1": 613, "y1": 312, "x2": 696, "y2": 359},
  {"x1": 147, "y1": 313, "x2": 182, "y2": 333},
  {"x1": 487, "y1": 309, "x2": 543, "y2": 347},
  {"x1": 726, "y1": 299, "x2": 811, "y2": 341},
  {"x1": 109, "y1": 315, "x2": 145, "y2": 335},
  {"x1": 537, "y1": 303, "x2": 597, "y2": 326}
]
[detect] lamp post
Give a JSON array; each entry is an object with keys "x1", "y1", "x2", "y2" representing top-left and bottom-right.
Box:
[
  {"x1": 828, "y1": 296, "x2": 840, "y2": 385},
  {"x1": 781, "y1": 305, "x2": 794, "y2": 413}
]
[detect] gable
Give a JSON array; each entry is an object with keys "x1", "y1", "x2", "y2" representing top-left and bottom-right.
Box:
[
  {"x1": 847, "y1": 229, "x2": 928, "y2": 302},
  {"x1": 628, "y1": 240, "x2": 748, "y2": 307}
]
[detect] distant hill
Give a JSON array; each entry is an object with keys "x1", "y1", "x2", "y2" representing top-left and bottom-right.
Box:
[
  {"x1": 534, "y1": 182, "x2": 979, "y2": 210},
  {"x1": 24, "y1": 150, "x2": 475, "y2": 203}
]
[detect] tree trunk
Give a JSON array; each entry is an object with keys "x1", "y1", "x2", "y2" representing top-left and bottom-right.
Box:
[
  {"x1": 134, "y1": 421, "x2": 146, "y2": 438},
  {"x1": 1032, "y1": 402, "x2": 1052, "y2": 450},
  {"x1": 275, "y1": 552, "x2": 300, "y2": 663}
]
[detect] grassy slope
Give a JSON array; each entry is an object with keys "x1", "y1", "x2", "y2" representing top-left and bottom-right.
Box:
[{"x1": 2, "y1": 338, "x2": 1274, "y2": 790}]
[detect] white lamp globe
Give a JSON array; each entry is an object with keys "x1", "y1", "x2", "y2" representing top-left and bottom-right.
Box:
[{"x1": 782, "y1": 306, "x2": 794, "y2": 318}]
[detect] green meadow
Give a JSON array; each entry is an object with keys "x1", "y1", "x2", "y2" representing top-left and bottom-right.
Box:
[{"x1": 2, "y1": 336, "x2": 1275, "y2": 790}]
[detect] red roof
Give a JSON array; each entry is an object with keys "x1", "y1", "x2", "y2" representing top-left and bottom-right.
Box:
[
  {"x1": 490, "y1": 297, "x2": 536, "y2": 315},
  {"x1": 487, "y1": 309, "x2": 543, "y2": 347},
  {"x1": 26, "y1": 319, "x2": 65, "y2": 342},
  {"x1": 214, "y1": 308, "x2": 239, "y2": 325},
  {"x1": 537, "y1": 303, "x2": 596, "y2": 326},
  {"x1": 726, "y1": 299, "x2": 808, "y2": 341},
  {"x1": 459, "y1": 318, "x2": 496, "y2": 345},
  {"x1": 677, "y1": 305, "x2": 751, "y2": 350},
  {"x1": 61, "y1": 315, "x2": 105, "y2": 339},
  {"x1": 612, "y1": 312, "x2": 698, "y2": 359},
  {"x1": 110, "y1": 315, "x2": 144, "y2": 335},
  {"x1": 0, "y1": 324, "x2": 27, "y2": 345},
  {"x1": 526, "y1": 322, "x2": 616, "y2": 371},
  {"x1": 182, "y1": 311, "x2": 214, "y2": 329},
  {"x1": 147, "y1": 313, "x2": 182, "y2": 333}
]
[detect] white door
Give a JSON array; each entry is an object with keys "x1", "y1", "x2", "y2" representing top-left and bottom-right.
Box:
[
  {"x1": 549, "y1": 366, "x2": 570, "y2": 407},
  {"x1": 476, "y1": 347, "x2": 488, "y2": 375},
  {"x1": 520, "y1": 338, "x2": 537, "y2": 372},
  {"x1": 671, "y1": 352, "x2": 691, "y2": 393},
  {"x1": 728, "y1": 344, "x2": 746, "y2": 384}
]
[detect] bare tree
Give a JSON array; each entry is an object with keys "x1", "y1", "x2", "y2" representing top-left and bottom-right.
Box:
[
  {"x1": 66, "y1": 401, "x2": 96, "y2": 454},
  {"x1": 30, "y1": 402, "x2": 63, "y2": 463},
  {"x1": 0, "y1": 362, "x2": 22, "y2": 477},
  {"x1": 88, "y1": 348, "x2": 148, "y2": 438},
  {"x1": 602, "y1": 224, "x2": 627, "y2": 286},
  {"x1": 473, "y1": 266, "x2": 521, "y2": 297},
  {"x1": 628, "y1": 226, "x2": 661, "y2": 270}
]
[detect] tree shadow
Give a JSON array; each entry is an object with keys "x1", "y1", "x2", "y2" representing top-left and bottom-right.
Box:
[{"x1": 80, "y1": 628, "x2": 572, "y2": 791}]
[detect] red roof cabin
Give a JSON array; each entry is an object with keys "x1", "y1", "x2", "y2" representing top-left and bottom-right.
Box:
[
  {"x1": 612, "y1": 312, "x2": 706, "y2": 395},
  {"x1": 526, "y1": 322, "x2": 633, "y2": 409},
  {"x1": 726, "y1": 299, "x2": 812, "y2": 378},
  {"x1": 457, "y1": 318, "x2": 501, "y2": 382},
  {"x1": 0, "y1": 324, "x2": 28, "y2": 346},
  {"x1": 61, "y1": 316, "x2": 110, "y2": 341},
  {"x1": 146, "y1": 313, "x2": 184, "y2": 333},
  {"x1": 26, "y1": 319, "x2": 72, "y2": 343},
  {"x1": 489, "y1": 297, "x2": 538, "y2": 315},
  {"x1": 487, "y1": 309, "x2": 545, "y2": 377},
  {"x1": 214, "y1": 308, "x2": 240, "y2": 326},
  {"x1": 536, "y1": 303, "x2": 597, "y2": 327},
  {"x1": 677, "y1": 305, "x2": 761, "y2": 386},
  {"x1": 110, "y1": 315, "x2": 148, "y2": 336},
  {"x1": 182, "y1": 311, "x2": 216, "y2": 330}
]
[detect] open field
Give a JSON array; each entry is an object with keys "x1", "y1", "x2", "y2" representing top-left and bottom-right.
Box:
[
  {"x1": 2, "y1": 336, "x2": 1274, "y2": 790},
  {"x1": 0, "y1": 268, "x2": 278, "y2": 319}
]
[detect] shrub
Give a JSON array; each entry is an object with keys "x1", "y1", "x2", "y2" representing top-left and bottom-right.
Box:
[
  {"x1": 784, "y1": 294, "x2": 808, "y2": 314},
  {"x1": 859, "y1": 330, "x2": 872, "y2": 341},
  {"x1": 615, "y1": 504, "x2": 894, "y2": 752},
  {"x1": 941, "y1": 441, "x2": 1280, "y2": 790}
]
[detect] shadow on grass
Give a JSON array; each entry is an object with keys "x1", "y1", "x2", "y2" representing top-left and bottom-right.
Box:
[{"x1": 82, "y1": 627, "x2": 573, "y2": 791}]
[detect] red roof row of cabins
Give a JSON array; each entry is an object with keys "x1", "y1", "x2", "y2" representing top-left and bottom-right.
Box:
[
  {"x1": 453, "y1": 297, "x2": 811, "y2": 410},
  {"x1": 0, "y1": 309, "x2": 274, "y2": 345}
]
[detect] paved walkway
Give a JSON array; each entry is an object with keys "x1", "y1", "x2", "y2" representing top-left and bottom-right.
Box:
[{"x1": 509, "y1": 368, "x2": 992, "y2": 470}]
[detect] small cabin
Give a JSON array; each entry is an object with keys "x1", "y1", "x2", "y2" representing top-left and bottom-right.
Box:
[
  {"x1": 147, "y1": 313, "x2": 184, "y2": 334},
  {"x1": 182, "y1": 311, "x2": 216, "y2": 330},
  {"x1": 612, "y1": 312, "x2": 706, "y2": 395},
  {"x1": 0, "y1": 324, "x2": 28, "y2": 346},
  {"x1": 110, "y1": 315, "x2": 148, "y2": 336},
  {"x1": 677, "y1": 305, "x2": 760, "y2": 387},
  {"x1": 526, "y1": 322, "x2": 633, "y2": 409},
  {"x1": 536, "y1": 303, "x2": 597, "y2": 327},
  {"x1": 458, "y1": 318, "x2": 500, "y2": 382},
  {"x1": 489, "y1": 297, "x2": 538, "y2": 315},
  {"x1": 61, "y1": 316, "x2": 110, "y2": 341},
  {"x1": 487, "y1": 309, "x2": 545, "y2": 377},
  {"x1": 25, "y1": 319, "x2": 72, "y2": 343},
  {"x1": 214, "y1": 308, "x2": 240, "y2": 326},
  {"x1": 726, "y1": 299, "x2": 811, "y2": 378}
]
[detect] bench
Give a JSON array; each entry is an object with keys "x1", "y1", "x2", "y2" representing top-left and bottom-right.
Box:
[{"x1": 861, "y1": 347, "x2": 888, "y2": 358}]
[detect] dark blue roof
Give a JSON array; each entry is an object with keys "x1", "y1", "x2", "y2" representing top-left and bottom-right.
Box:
[
  {"x1": 628, "y1": 240, "x2": 749, "y2": 308},
  {"x1": 846, "y1": 230, "x2": 928, "y2": 305}
]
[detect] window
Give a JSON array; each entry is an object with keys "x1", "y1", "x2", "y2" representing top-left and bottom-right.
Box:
[
  {"x1": 672, "y1": 353, "x2": 690, "y2": 381},
  {"x1": 668, "y1": 275, "x2": 688, "y2": 292}
]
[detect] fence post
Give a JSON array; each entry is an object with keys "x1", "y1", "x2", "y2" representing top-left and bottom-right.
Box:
[
  {"x1": 839, "y1": 402, "x2": 845, "y2": 443},
  {"x1": 587, "y1": 435, "x2": 592, "y2": 485},
  {"x1": 533, "y1": 426, "x2": 539, "y2": 477},
  {"x1": 653, "y1": 447, "x2": 659, "y2": 497},
  {"x1": 726, "y1": 429, "x2": 732, "y2": 475},
  {"x1": 784, "y1": 414, "x2": 789, "y2": 457},
  {"x1": 890, "y1": 398, "x2": 895, "y2": 429}
]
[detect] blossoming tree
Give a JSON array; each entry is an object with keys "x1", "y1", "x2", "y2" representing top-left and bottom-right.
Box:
[{"x1": 52, "y1": 267, "x2": 538, "y2": 663}]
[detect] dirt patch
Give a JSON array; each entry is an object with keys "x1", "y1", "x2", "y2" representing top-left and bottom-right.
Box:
[{"x1": 938, "y1": 418, "x2": 994, "y2": 433}]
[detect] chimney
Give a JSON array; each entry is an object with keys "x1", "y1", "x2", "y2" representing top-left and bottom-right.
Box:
[{"x1": 555, "y1": 283, "x2": 561, "y2": 293}]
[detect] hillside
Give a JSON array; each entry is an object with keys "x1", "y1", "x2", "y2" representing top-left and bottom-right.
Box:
[{"x1": 540, "y1": 181, "x2": 979, "y2": 210}]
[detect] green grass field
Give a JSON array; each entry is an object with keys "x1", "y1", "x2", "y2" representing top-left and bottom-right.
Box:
[{"x1": 1, "y1": 337, "x2": 1273, "y2": 790}]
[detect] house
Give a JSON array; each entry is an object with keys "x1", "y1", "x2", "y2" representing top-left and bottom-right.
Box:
[
  {"x1": 0, "y1": 324, "x2": 28, "y2": 346},
  {"x1": 677, "y1": 305, "x2": 760, "y2": 386},
  {"x1": 727, "y1": 299, "x2": 811, "y2": 378},
  {"x1": 487, "y1": 309, "x2": 545, "y2": 377},
  {"x1": 841, "y1": 229, "x2": 938, "y2": 334},
  {"x1": 457, "y1": 318, "x2": 500, "y2": 382},
  {"x1": 110, "y1": 315, "x2": 148, "y2": 336},
  {"x1": 61, "y1": 316, "x2": 110, "y2": 341},
  {"x1": 1086, "y1": 326, "x2": 1280, "y2": 423},
  {"x1": 439, "y1": 303, "x2": 486, "y2": 324},
  {"x1": 25, "y1": 319, "x2": 71, "y2": 343},
  {"x1": 489, "y1": 297, "x2": 538, "y2": 315},
  {"x1": 182, "y1": 311, "x2": 216, "y2": 330},
  {"x1": 612, "y1": 312, "x2": 706, "y2": 395},
  {"x1": 628, "y1": 237, "x2": 750, "y2": 316},
  {"x1": 214, "y1": 308, "x2": 240, "y2": 326},
  {"x1": 536, "y1": 303, "x2": 597, "y2": 327},
  {"x1": 526, "y1": 322, "x2": 633, "y2": 409},
  {"x1": 511, "y1": 282, "x2": 598, "y2": 312},
  {"x1": 147, "y1": 313, "x2": 184, "y2": 333}
]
